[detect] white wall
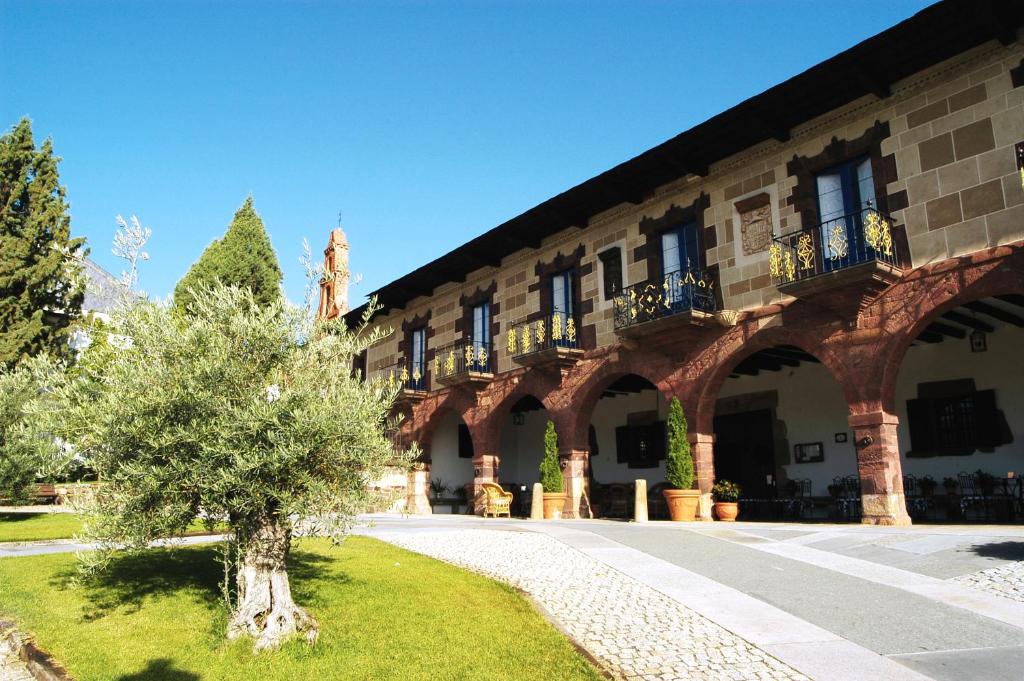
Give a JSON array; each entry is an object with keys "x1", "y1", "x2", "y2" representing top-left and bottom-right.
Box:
[
  {"x1": 428, "y1": 411, "x2": 474, "y2": 491},
  {"x1": 895, "y1": 324, "x2": 1024, "y2": 484},
  {"x1": 717, "y1": 361, "x2": 856, "y2": 494},
  {"x1": 590, "y1": 389, "x2": 668, "y2": 484}
]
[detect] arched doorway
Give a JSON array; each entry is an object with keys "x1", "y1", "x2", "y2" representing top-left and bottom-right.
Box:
[
  {"x1": 892, "y1": 295, "x2": 1024, "y2": 521},
  {"x1": 587, "y1": 374, "x2": 667, "y2": 518},
  {"x1": 427, "y1": 409, "x2": 475, "y2": 513},
  {"x1": 497, "y1": 394, "x2": 550, "y2": 515},
  {"x1": 713, "y1": 344, "x2": 856, "y2": 520}
]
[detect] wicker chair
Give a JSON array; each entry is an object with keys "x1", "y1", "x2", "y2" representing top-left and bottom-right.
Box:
[{"x1": 481, "y1": 482, "x2": 513, "y2": 518}]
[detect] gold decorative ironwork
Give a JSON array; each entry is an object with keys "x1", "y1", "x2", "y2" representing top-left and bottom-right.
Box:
[
  {"x1": 521, "y1": 325, "x2": 532, "y2": 353},
  {"x1": 769, "y1": 243, "x2": 783, "y2": 278},
  {"x1": 399, "y1": 366, "x2": 409, "y2": 383},
  {"x1": 506, "y1": 328, "x2": 516, "y2": 354},
  {"x1": 826, "y1": 222, "x2": 848, "y2": 261},
  {"x1": 566, "y1": 317, "x2": 577, "y2": 343},
  {"x1": 445, "y1": 351, "x2": 455, "y2": 376},
  {"x1": 477, "y1": 345, "x2": 488, "y2": 366},
  {"x1": 784, "y1": 251, "x2": 796, "y2": 281},
  {"x1": 434, "y1": 357, "x2": 440, "y2": 377},
  {"x1": 536, "y1": 320, "x2": 546, "y2": 345},
  {"x1": 796, "y1": 233, "x2": 815, "y2": 271},
  {"x1": 864, "y1": 211, "x2": 893, "y2": 256},
  {"x1": 412, "y1": 367, "x2": 421, "y2": 382},
  {"x1": 551, "y1": 314, "x2": 563, "y2": 340},
  {"x1": 387, "y1": 370, "x2": 396, "y2": 389},
  {"x1": 464, "y1": 344, "x2": 474, "y2": 366}
]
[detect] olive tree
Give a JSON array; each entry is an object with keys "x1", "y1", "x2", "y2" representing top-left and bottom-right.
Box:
[{"x1": 45, "y1": 284, "x2": 405, "y2": 650}]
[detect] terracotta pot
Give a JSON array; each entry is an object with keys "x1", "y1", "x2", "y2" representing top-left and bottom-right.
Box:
[
  {"x1": 714, "y1": 501, "x2": 739, "y2": 522},
  {"x1": 663, "y1": 489, "x2": 701, "y2": 521},
  {"x1": 542, "y1": 493, "x2": 567, "y2": 519}
]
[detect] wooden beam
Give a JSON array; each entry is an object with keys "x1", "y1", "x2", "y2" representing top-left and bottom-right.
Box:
[
  {"x1": 761, "y1": 347, "x2": 819, "y2": 363},
  {"x1": 755, "y1": 351, "x2": 800, "y2": 367},
  {"x1": 927, "y1": 321, "x2": 967, "y2": 339},
  {"x1": 996, "y1": 294, "x2": 1024, "y2": 309},
  {"x1": 942, "y1": 311, "x2": 994, "y2": 333},
  {"x1": 917, "y1": 331, "x2": 944, "y2": 344},
  {"x1": 964, "y1": 300, "x2": 1024, "y2": 327},
  {"x1": 852, "y1": 62, "x2": 891, "y2": 99}
]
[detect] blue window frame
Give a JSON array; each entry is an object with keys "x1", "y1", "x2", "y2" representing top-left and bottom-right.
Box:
[
  {"x1": 410, "y1": 327, "x2": 426, "y2": 389},
  {"x1": 551, "y1": 269, "x2": 575, "y2": 347},
  {"x1": 660, "y1": 222, "x2": 701, "y2": 307},
  {"x1": 815, "y1": 156, "x2": 876, "y2": 270},
  {"x1": 471, "y1": 302, "x2": 490, "y2": 371}
]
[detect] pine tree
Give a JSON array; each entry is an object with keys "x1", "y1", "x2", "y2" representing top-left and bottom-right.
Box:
[
  {"x1": 539, "y1": 420, "x2": 564, "y2": 493},
  {"x1": 174, "y1": 196, "x2": 282, "y2": 310},
  {"x1": 665, "y1": 396, "x2": 694, "y2": 490},
  {"x1": 0, "y1": 118, "x2": 86, "y2": 368}
]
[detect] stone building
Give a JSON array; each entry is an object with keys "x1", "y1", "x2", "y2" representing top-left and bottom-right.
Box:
[{"x1": 325, "y1": 0, "x2": 1024, "y2": 525}]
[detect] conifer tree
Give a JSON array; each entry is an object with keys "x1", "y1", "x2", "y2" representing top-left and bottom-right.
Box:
[
  {"x1": 0, "y1": 118, "x2": 85, "y2": 367},
  {"x1": 175, "y1": 196, "x2": 282, "y2": 310}
]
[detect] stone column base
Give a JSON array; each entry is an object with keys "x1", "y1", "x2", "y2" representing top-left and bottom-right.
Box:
[
  {"x1": 406, "y1": 470, "x2": 432, "y2": 515},
  {"x1": 861, "y1": 493, "x2": 912, "y2": 526}
]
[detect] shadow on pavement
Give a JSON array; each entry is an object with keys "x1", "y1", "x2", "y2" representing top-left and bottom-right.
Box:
[{"x1": 965, "y1": 541, "x2": 1024, "y2": 561}]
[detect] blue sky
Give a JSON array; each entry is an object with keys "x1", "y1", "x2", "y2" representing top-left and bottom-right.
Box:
[{"x1": 1, "y1": 0, "x2": 934, "y2": 306}]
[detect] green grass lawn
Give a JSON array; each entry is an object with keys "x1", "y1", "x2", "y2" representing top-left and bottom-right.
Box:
[
  {"x1": 0, "y1": 513, "x2": 225, "y2": 543},
  {"x1": 0, "y1": 512, "x2": 85, "y2": 542},
  {"x1": 0, "y1": 537, "x2": 601, "y2": 681}
]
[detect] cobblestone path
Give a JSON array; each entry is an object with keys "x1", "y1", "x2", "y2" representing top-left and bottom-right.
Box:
[
  {"x1": 377, "y1": 528, "x2": 807, "y2": 681},
  {"x1": 954, "y1": 561, "x2": 1024, "y2": 604}
]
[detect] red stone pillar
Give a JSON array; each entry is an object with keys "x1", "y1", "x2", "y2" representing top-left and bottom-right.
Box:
[
  {"x1": 849, "y1": 410, "x2": 911, "y2": 526},
  {"x1": 689, "y1": 432, "x2": 715, "y2": 521},
  {"x1": 471, "y1": 452, "x2": 500, "y2": 516},
  {"x1": 561, "y1": 448, "x2": 591, "y2": 519}
]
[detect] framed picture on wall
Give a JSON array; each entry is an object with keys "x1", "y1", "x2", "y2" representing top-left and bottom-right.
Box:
[{"x1": 794, "y1": 442, "x2": 824, "y2": 463}]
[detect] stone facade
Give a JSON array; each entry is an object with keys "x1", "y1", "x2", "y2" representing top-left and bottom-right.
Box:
[{"x1": 329, "y1": 27, "x2": 1024, "y2": 524}]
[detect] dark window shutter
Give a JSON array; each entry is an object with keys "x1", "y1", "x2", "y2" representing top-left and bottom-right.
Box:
[
  {"x1": 653, "y1": 421, "x2": 667, "y2": 461},
  {"x1": 615, "y1": 426, "x2": 629, "y2": 464},
  {"x1": 974, "y1": 390, "x2": 1000, "y2": 448},
  {"x1": 906, "y1": 398, "x2": 934, "y2": 456},
  {"x1": 458, "y1": 424, "x2": 474, "y2": 459},
  {"x1": 588, "y1": 424, "x2": 599, "y2": 457},
  {"x1": 599, "y1": 247, "x2": 623, "y2": 300}
]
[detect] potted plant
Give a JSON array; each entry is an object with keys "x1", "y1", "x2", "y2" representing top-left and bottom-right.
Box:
[
  {"x1": 919, "y1": 475, "x2": 937, "y2": 497},
  {"x1": 712, "y1": 480, "x2": 741, "y2": 521},
  {"x1": 539, "y1": 420, "x2": 567, "y2": 519},
  {"x1": 663, "y1": 397, "x2": 700, "y2": 521},
  {"x1": 429, "y1": 478, "x2": 448, "y2": 501}
]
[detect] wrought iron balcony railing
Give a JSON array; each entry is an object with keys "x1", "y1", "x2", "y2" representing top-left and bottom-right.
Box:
[
  {"x1": 433, "y1": 339, "x2": 493, "y2": 382},
  {"x1": 373, "y1": 360, "x2": 428, "y2": 393},
  {"x1": 507, "y1": 312, "x2": 581, "y2": 359},
  {"x1": 612, "y1": 267, "x2": 717, "y2": 330},
  {"x1": 770, "y1": 207, "x2": 901, "y2": 285}
]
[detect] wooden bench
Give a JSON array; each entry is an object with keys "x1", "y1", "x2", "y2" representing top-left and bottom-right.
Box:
[{"x1": 34, "y1": 483, "x2": 59, "y2": 504}]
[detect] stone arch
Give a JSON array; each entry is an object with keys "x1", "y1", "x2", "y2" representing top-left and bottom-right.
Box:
[
  {"x1": 876, "y1": 246, "x2": 1024, "y2": 414},
  {"x1": 559, "y1": 350, "x2": 678, "y2": 451},
  {"x1": 691, "y1": 321, "x2": 848, "y2": 435},
  {"x1": 413, "y1": 389, "x2": 478, "y2": 456},
  {"x1": 474, "y1": 368, "x2": 564, "y2": 451}
]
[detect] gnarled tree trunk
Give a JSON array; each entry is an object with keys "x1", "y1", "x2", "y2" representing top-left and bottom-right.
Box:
[{"x1": 226, "y1": 519, "x2": 318, "y2": 650}]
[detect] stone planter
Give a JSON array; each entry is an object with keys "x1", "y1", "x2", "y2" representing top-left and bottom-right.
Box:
[
  {"x1": 714, "y1": 501, "x2": 739, "y2": 522},
  {"x1": 542, "y1": 493, "x2": 567, "y2": 519},
  {"x1": 663, "y1": 489, "x2": 701, "y2": 522}
]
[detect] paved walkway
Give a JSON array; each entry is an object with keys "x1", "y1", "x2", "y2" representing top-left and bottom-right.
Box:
[{"x1": 361, "y1": 516, "x2": 1024, "y2": 681}]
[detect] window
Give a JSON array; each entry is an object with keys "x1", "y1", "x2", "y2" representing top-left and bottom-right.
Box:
[
  {"x1": 471, "y1": 302, "x2": 490, "y2": 371},
  {"x1": 661, "y1": 222, "x2": 700, "y2": 306},
  {"x1": 598, "y1": 247, "x2": 623, "y2": 301},
  {"x1": 615, "y1": 422, "x2": 666, "y2": 469},
  {"x1": 352, "y1": 349, "x2": 367, "y2": 381},
  {"x1": 551, "y1": 269, "x2": 574, "y2": 347},
  {"x1": 906, "y1": 385, "x2": 1007, "y2": 456},
  {"x1": 410, "y1": 327, "x2": 426, "y2": 389},
  {"x1": 815, "y1": 156, "x2": 876, "y2": 268}
]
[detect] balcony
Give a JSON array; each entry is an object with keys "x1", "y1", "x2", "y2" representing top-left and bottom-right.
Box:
[
  {"x1": 374, "y1": 361, "x2": 428, "y2": 403},
  {"x1": 770, "y1": 207, "x2": 904, "y2": 312},
  {"x1": 612, "y1": 267, "x2": 718, "y2": 339},
  {"x1": 433, "y1": 339, "x2": 494, "y2": 388},
  {"x1": 508, "y1": 313, "x2": 583, "y2": 373}
]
